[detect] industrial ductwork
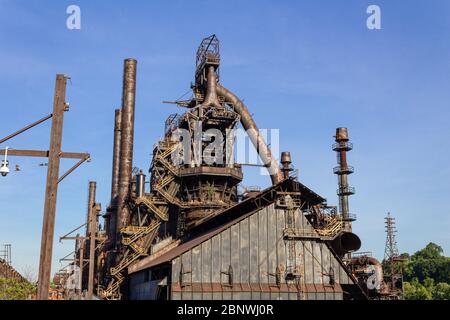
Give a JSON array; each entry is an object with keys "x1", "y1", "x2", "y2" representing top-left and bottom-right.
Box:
[
  {"x1": 348, "y1": 256, "x2": 384, "y2": 292},
  {"x1": 330, "y1": 231, "x2": 361, "y2": 256},
  {"x1": 216, "y1": 84, "x2": 283, "y2": 185},
  {"x1": 202, "y1": 66, "x2": 222, "y2": 111}
]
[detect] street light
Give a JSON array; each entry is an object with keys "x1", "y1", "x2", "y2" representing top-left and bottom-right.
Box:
[{"x1": 0, "y1": 147, "x2": 10, "y2": 177}]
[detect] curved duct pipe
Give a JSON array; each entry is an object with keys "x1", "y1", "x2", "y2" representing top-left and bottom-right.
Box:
[
  {"x1": 330, "y1": 231, "x2": 361, "y2": 256},
  {"x1": 202, "y1": 66, "x2": 222, "y2": 110},
  {"x1": 348, "y1": 256, "x2": 384, "y2": 291},
  {"x1": 216, "y1": 84, "x2": 283, "y2": 185}
]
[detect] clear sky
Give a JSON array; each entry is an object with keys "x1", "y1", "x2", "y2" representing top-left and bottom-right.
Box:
[{"x1": 0, "y1": 0, "x2": 449, "y2": 279}]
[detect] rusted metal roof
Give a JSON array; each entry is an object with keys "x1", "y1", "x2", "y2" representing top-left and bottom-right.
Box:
[{"x1": 129, "y1": 178, "x2": 326, "y2": 274}]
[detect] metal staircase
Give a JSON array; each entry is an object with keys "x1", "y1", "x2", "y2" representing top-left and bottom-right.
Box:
[
  {"x1": 315, "y1": 215, "x2": 343, "y2": 238},
  {"x1": 100, "y1": 140, "x2": 182, "y2": 300}
]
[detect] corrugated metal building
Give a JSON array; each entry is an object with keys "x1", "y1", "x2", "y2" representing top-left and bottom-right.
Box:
[{"x1": 127, "y1": 179, "x2": 365, "y2": 300}]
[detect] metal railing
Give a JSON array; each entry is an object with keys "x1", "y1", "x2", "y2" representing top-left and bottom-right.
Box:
[
  {"x1": 342, "y1": 213, "x2": 357, "y2": 221},
  {"x1": 337, "y1": 186, "x2": 355, "y2": 195},
  {"x1": 332, "y1": 141, "x2": 353, "y2": 151},
  {"x1": 333, "y1": 166, "x2": 354, "y2": 175}
]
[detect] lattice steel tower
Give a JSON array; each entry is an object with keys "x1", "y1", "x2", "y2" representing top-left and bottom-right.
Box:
[{"x1": 384, "y1": 212, "x2": 399, "y2": 260}]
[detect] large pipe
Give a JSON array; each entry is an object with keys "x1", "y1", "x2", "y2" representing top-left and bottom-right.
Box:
[
  {"x1": 108, "y1": 109, "x2": 122, "y2": 246},
  {"x1": 348, "y1": 256, "x2": 384, "y2": 291},
  {"x1": 111, "y1": 109, "x2": 122, "y2": 202},
  {"x1": 202, "y1": 66, "x2": 222, "y2": 110},
  {"x1": 216, "y1": 84, "x2": 283, "y2": 185},
  {"x1": 135, "y1": 170, "x2": 146, "y2": 198},
  {"x1": 330, "y1": 231, "x2": 361, "y2": 256},
  {"x1": 116, "y1": 59, "x2": 137, "y2": 241}
]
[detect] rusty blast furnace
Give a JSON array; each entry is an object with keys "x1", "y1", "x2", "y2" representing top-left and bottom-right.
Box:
[{"x1": 91, "y1": 35, "x2": 398, "y2": 300}]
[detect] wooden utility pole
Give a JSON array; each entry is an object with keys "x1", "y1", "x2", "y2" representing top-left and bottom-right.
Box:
[
  {"x1": 0, "y1": 74, "x2": 90, "y2": 300},
  {"x1": 37, "y1": 74, "x2": 68, "y2": 300},
  {"x1": 87, "y1": 182, "x2": 99, "y2": 299}
]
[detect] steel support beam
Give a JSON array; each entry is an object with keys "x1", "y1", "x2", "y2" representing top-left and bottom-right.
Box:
[{"x1": 0, "y1": 149, "x2": 89, "y2": 159}]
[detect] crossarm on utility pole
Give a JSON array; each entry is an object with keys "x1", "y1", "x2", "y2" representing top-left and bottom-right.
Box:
[
  {"x1": 0, "y1": 149, "x2": 89, "y2": 159},
  {"x1": 59, "y1": 251, "x2": 75, "y2": 263},
  {"x1": 59, "y1": 223, "x2": 87, "y2": 242},
  {"x1": 0, "y1": 114, "x2": 53, "y2": 145}
]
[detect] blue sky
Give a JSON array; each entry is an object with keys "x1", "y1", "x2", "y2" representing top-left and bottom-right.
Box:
[{"x1": 0, "y1": 0, "x2": 449, "y2": 278}]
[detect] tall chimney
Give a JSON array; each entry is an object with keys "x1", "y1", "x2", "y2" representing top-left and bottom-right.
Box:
[
  {"x1": 116, "y1": 58, "x2": 137, "y2": 243},
  {"x1": 107, "y1": 109, "x2": 122, "y2": 246},
  {"x1": 111, "y1": 109, "x2": 122, "y2": 202},
  {"x1": 333, "y1": 128, "x2": 356, "y2": 231}
]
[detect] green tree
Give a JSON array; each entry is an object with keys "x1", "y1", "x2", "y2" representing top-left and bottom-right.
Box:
[
  {"x1": 432, "y1": 282, "x2": 450, "y2": 300},
  {"x1": 401, "y1": 243, "x2": 450, "y2": 300},
  {"x1": 0, "y1": 277, "x2": 36, "y2": 300},
  {"x1": 403, "y1": 243, "x2": 450, "y2": 284},
  {"x1": 404, "y1": 279, "x2": 432, "y2": 300}
]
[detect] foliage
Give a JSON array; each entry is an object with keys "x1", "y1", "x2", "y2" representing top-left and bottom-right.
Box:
[
  {"x1": 401, "y1": 243, "x2": 450, "y2": 300},
  {"x1": 0, "y1": 277, "x2": 37, "y2": 300}
]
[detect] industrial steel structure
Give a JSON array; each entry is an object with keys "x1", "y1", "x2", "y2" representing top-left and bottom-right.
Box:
[{"x1": 56, "y1": 35, "x2": 403, "y2": 300}]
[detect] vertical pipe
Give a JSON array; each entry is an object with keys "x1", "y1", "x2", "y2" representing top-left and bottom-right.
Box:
[
  {"x1": 111, "y1": 109, "x2": 122, "y2": 201},
  {"x1": 336, "y1": 129, "x2": 349, "y2": 221},
  {"x1": 116, "y1": 59, "x2": 137, "y2": 243},
  {"x1": 135, "y1": 170, "x2": 145, "y2": 198},
  {"x1": 108, "y1": 109, "x2": 122, "y2": 246},
  {"x1": 281, "y1": 151, "x2": 292, "y2": 179},
  {"x1": 203, "y1": 66, "x2": 222, "y2": 110},
  {"x1": 37, "y1": 74, "x2": 67, "y2": 300}
]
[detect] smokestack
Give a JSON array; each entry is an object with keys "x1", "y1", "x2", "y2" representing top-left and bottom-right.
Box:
[
  {"x1": 135, "y1": 170, "x2": 146, "y2": 198},
  {"x1": 333, "y1": 127, "x2": 356, "y2": 230},
  {"x1": 111, "y1": 109, "x2": 122, "y2": 201},
  {"x1": 116, "y1": 58, "x2": 137, "y2": 241},
  {"x1": 280, "y1": 151, "x2": 293, "y2": 179},
  {"x1": 107, "y1": 109, "x2": 122, "y2": 246}
]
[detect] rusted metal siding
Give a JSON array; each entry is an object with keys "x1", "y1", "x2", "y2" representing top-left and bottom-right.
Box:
[
  {"x1": 129, "y1": 203, "x2": 353, "y2": 300},
  {"x1": 129, "y1": 271, "x2": 159, "y2": 300}
]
